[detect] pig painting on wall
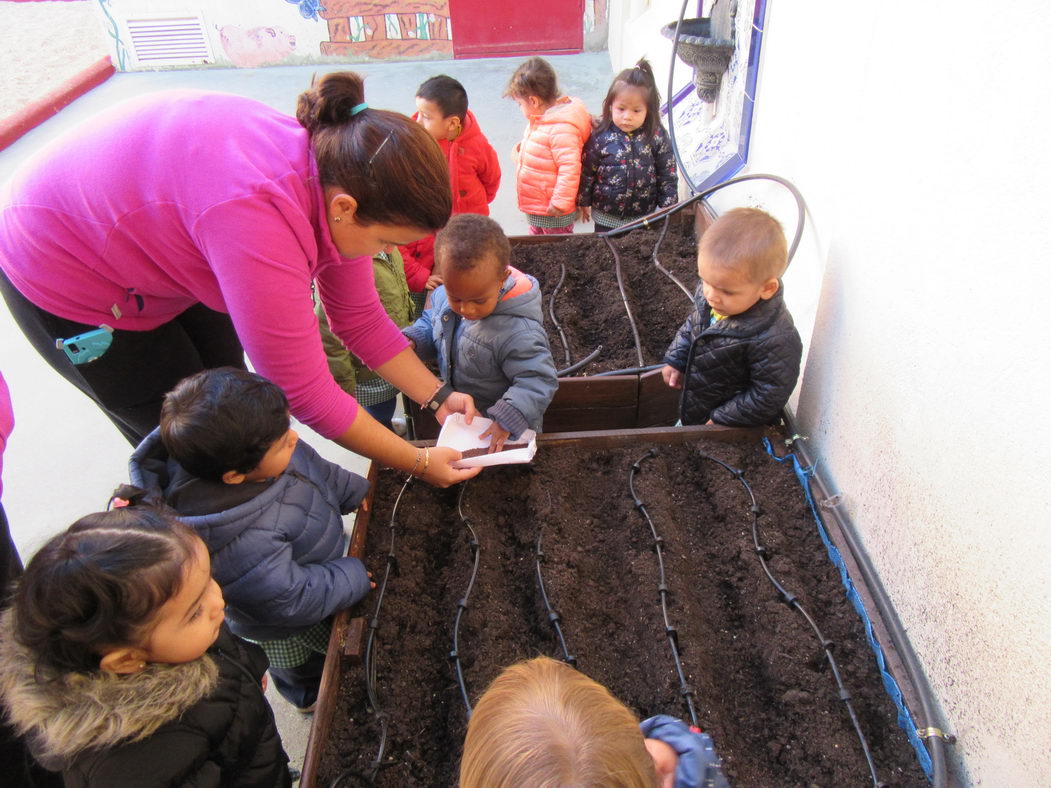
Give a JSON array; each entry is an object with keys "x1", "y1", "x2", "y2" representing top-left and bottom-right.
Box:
[{"x1": 218, "y1": 24, "x2": 297, "y2": 68}]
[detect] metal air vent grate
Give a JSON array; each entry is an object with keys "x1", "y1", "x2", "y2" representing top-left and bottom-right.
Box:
[{"x1": 125, "y1": 14, "x2": 213, "y2": 67}]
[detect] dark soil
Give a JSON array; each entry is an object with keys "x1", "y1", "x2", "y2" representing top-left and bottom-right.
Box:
[
  {"x1": 317, "y1": 436, "x2": 926, "y2": 788},
  {"x1": 512, "y1": 219, "x2": 699, "y2": 374},
  {"x1": 459, "y1": 443, "x2": 529, "y2": 459}
]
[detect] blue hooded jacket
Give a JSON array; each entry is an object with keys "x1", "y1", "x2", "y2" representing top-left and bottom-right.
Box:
[
  {"x1": 130, "y1": 428, "x2": 371, "y2": 641},
  {"x1": 403, "y1": 267, "x2": 558, "y2": 439},
  {"x1": 640, "y1": 715, "x2": 731, "y2": 788}
]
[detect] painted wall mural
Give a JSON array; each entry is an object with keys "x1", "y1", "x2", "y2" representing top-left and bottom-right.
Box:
[
  {"x1": 318, "y1": 1, "x2": 452, "y2": 60},
  {"x1": 96, "y1": 0, "x2": 602, "y2": 71}
]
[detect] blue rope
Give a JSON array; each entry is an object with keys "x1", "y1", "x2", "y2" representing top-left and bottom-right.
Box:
[{"x1": 762, "y1": 438, "x2": 933, "y2": 779}]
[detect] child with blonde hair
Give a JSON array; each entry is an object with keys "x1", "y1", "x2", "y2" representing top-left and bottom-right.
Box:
[
  {"x1": 505, "y1": 57, "x2": 592, "y2": 235},
  {"x1": 662, "y1": 208, "x2": 802, "y2": 426},
  {"x1": 0, "y1": 494, "x2": 292, "y2": 786},
  {"x1": 460, "y1": 656, "x2": 729, "y2": 788}
]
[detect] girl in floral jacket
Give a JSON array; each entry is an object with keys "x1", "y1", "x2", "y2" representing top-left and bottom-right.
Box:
[{"x1": 578, "y1": 59, "x2": 679, "y2": 233}]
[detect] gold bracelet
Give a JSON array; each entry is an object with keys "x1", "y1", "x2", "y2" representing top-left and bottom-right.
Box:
[
  {"x1": 421, "y1": 447, "x2": 431, "y2": 476},
  {"x1": 408, "y1": 448, "x2": 423, "y2": 477}
]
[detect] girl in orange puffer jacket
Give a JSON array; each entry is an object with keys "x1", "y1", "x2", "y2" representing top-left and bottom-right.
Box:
[{"x1": 504, "y1": 57, "x2": 592, "y2": 235}]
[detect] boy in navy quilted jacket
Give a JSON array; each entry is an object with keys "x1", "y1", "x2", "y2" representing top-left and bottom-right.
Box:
[
  {"x1": 128, "y1": 367, "x2": 373, "y2": 712},
  {"x1": 578, "y1": 59, "x2": 678, "y2": 233},
  {"x1": 662, "y1": 208, "x2": 802, "y2": 426}
]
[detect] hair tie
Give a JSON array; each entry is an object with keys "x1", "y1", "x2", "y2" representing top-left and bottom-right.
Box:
[
  {"x1": 350, "y1": 102, "x2": 369, "y2": 117},
  {"x1": 110, "y1": 497, "x2": 130, "y2": 509}
]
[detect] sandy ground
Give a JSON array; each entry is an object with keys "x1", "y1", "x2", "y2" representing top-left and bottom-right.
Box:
[{"x1": 0, "y1": 0, "x2": 110, "y2": 121}]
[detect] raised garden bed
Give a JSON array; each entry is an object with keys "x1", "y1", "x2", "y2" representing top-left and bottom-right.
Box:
[{"x1": 304, "y1": 427, "x2": 928, "y2": 788}]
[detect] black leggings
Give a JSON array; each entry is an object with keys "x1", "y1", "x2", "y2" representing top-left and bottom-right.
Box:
[{"x1": 0, "y1": 270, "x2": 245, "y2": 447}]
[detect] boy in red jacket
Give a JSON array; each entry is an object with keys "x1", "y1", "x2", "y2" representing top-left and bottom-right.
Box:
[{"x1": 402, "y1": 75, "x2": 502, "y2": 307}]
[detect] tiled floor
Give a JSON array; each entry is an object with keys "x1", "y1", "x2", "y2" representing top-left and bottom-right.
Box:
[{"x1": 0, "y1": 49, "x2": 614, "y2": 777}]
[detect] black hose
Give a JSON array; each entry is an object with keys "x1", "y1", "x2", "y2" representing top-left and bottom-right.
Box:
[
  {"x1": 549, "y1": 263, "x2": 572, "y2": 367},
  {"x1": 330, "y1": 475, "x2": 413, "y2": 787},
  {"x1": 592, "y1": 363, "x2": 665, "y2": 377},
  {"x1": 666, "y1": 0, "x2": 699, "y2": 194},
  {"x1": 602, "y1": 235, "x2": 645, "y2": 367},
  {"x1": 535, "y1": 525, "x2": 576, "y2": 666},
  {"x1": 652, "y1": 215, "x2": 694, "y2": 302},
  {"x1": 629, "y1": 449, "x2": 700, "y2": 728},
  {"x1": 774, "y1": 430, "x2": 950, "y2": 787},
  {"x1": 557, "y1": 345, "x2": 603, "y2": 377},
  {"x1": 603, "y1": 173, "x2": 807, "y2": 267},
  {"x1": 450, "y1": 483, "x2": 481, "y2": 718},
  {"x1": 698, "y1": 451, "x2": 883, "y2": 787}
]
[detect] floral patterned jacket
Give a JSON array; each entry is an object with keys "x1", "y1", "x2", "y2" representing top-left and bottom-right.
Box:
[{"x1": 577, "y1": 123, "x2": 678, "y2": 220}]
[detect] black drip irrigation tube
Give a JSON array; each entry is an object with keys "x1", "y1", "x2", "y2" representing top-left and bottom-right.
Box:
[
  {"x1": 696, "y1": 450, "x2": 885, "y2": 788},
  {"x1": 652, "y1": 214, "x2": 695, "y2": 302},
  {"x1": 628, "y1": 449, "x2": 699, "y2": 728},
  {"x1": 450, "y1": 482, "x2": 481, "y2": 719},
  {"x1": 602, "y1": 235, "x2": 646, "y2": 368},
  {"x1": 557, "y1": 345, "x2": 603, "y2": 377},
  {"x1": 328, "y1": 476, "x2": 413, "y2": 788},
  {"x1": 535, "y1": 524, "x2": 576, "y2": 666},
  {"x1": 769, "y1": 433, "x2": 951, "y2": 787},
  {"x1": 549, "y1": 263, "x2": 572, "y2": 367}
]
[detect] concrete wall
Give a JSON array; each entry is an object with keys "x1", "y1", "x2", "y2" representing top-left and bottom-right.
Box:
[{"x1": 615, "y1": 1, "x2": 1051, "y2": 784}]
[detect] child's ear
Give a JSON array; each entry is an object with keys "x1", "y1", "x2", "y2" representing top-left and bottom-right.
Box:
[
  {"x1": 758, "y1": 277, "x2": 780, "y2": 300},
  {"x1": 221, "y1": 469, "x2": 247, "y2": 485},
  {"x1": 446, "y1": 115, "x2": 462, "y2": 139},
  {"x1": 528, "y1": 95, "x2": 543, "y2": 112},
  {"x1": 99, "y1": 646, "x2": 150, "y2": 675}
]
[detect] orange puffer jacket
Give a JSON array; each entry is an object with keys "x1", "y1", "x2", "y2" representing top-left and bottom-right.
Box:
[{"x1": 513, "y1": 96, "x2": 592, "y2": 216}]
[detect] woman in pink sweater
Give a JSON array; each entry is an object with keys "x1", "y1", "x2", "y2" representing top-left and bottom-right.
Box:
[{"x1": 0, "y1": 72, "x2": 479, "y2": 487}]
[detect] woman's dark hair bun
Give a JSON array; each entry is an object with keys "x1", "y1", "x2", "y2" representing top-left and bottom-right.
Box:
[{"x1": 296, "y1": 71, "x2": 367, "y2": 135}]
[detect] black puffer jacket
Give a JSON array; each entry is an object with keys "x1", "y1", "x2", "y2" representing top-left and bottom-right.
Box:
[
  {"x1": 0, "y1": 614, "x2": 291, "y2": 788},
  {"x1": 663, "y1": 284, "x2": 802, "y2": 426}
]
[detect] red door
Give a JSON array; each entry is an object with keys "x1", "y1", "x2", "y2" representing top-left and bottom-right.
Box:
[{"x1": 449, "y1": 0, "x2": 583, "y2": 59}]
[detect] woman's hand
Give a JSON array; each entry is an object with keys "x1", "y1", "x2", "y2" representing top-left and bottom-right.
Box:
[
  {"x1": 579, "y1": 206, "x2": 591, "y2": 223},
  {"x1": 436, "y1": 391, "x2": 477, "y2": 425},
  {"x1": 423, "y1": 445, "x2": 481, "y2": 487}
]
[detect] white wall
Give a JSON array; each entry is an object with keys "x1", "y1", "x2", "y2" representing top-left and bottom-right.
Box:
[{"x1": 618, "y1": 1, "x2": 1051, "y2": 784}]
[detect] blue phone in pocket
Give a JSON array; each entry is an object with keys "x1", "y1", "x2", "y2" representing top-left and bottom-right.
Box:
[{"x1": 56, "y1": 325, "x2": 113, "y2": 365}]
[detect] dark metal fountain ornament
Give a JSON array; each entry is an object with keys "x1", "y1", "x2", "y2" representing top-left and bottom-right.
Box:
[{"x1": 661, "y1": 16, "x2": 735, "y2": 102}]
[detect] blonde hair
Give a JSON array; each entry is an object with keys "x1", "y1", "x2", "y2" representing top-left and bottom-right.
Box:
[
  {"x1": 699, "y1": 207, "x2": 788, "y2": 283},
  {"x1": 459, "y1": 657, "x2": 657, "y2": 788}
]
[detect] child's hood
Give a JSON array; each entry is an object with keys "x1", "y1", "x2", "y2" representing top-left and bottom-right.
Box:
[
  {"x1": 491, "y1": 267, "x2": 544, "y2": 323},
  {"x1": 0, "y1": 609, "x2": 219, "y2": 768},
  {"x1": 535, "y1": 96, "x2": 592, "y2": 138}
]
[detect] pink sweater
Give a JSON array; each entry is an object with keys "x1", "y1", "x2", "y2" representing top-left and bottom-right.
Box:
[{"x1": 0, "y1": 91, "x2": 409, "y2": 439}]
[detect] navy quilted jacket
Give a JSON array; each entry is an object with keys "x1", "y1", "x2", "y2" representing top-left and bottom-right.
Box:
[
  {"x1": 663, "y1": 284, "x2": 802, "y2": 427},
  {"x1": 577, "y1": 123, "x2": 678, "y2": 219},
  {"x1": 130, "y1": 429, "x2": 371, "y2": 641}
]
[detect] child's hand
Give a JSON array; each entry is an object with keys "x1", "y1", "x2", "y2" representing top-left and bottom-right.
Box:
[
  {"x1": 546, "y1": 205, "x2": 563, "y2": 216},
  {"x1": 368, "y1": 570, "x2": 376, "y2": 590},
  {"x1": 261, "y1": 673, "x2": 269, "y2": 693},
  {"x1": 644, "y1": 738, "x2": 678, "y2": 788},
  {"x1": 437, "y1": 391, "x2": 478, "y2": 425},
  {"x1": 479, "y1": 422, "x2": 511, "y2": 453},
  {"x1": 661, "y1": 365, "x2": 683, "y2": 389},
  {"x1": 425, "y1": 273, "x2": 443, "y2": 291},
  {"x1": 580, "y1": 206, "x2": 591, "y2": 223}
]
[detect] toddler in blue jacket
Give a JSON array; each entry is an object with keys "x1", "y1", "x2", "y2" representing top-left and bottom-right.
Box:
[
  {"x1": 460, "y1": 656, "x2": 730, "y2": 788},
  {"x1": 403, "y1": 214, "x2": 558, "y2": 452},
  {"x1": 129, "y1": 367, "x2": 373, "y2": 712}
]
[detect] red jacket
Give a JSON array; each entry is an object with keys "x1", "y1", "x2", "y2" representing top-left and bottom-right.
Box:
[{"x1": 401, "y1": 111, "x2": 501, "y2": 291}]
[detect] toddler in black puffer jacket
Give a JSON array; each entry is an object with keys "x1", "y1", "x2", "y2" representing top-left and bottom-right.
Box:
[{"x1": 662, "y1": 208, "x2": 802, "y2": 427}]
